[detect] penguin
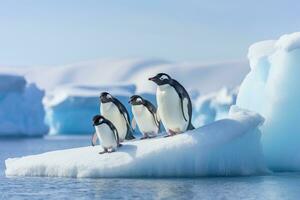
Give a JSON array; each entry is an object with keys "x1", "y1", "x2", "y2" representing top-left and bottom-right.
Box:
[
  {"x1": 148, "y1": 73, "x2": 195, "y2": 136},
  {"x1": 100, "y1": 92, "x2": 135, "y2": 142},
  {"x1": 91, "y1": 115, "x2": 120, "y2": 154},
  {"x1": 128, "y1": 95, "x2": 160, "y2": 139}
]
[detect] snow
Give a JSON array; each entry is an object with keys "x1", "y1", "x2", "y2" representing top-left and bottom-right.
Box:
[
  {"x1": 275, "y1": 32, "x2": 300, "y2": 52},
  {"x1": 248, "y1": 40, "x2": 276, "y2": 70},
  {"x1": 236, "y1": 32, "x2": 300, "y2": 171},
  {"x1": 5, "y1": 106, "x2": 268, "y2": 178},
  {"x1": 0, "y1": 74, "x2": 48, "y2": 136}
]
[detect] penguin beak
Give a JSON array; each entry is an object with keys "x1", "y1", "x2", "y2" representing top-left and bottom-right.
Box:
[{"x1": 148, "y1": 76, "x2": 156, "y2": 82}]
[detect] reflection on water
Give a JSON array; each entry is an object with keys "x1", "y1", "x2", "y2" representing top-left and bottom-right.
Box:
[{"x1": 1, "y1": 137, "x2": 300, "y2": 200}]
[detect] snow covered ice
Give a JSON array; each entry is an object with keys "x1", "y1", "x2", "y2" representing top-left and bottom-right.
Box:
[
  {"x1": 5, "y1": 106, "x2": 268, "y2": 178},
  {"x1": 0, "y1": 74, "x2": 48, "y2": 136},
  {"x1": 237, "y1": 32, "x2": 300, "y2": 171}
]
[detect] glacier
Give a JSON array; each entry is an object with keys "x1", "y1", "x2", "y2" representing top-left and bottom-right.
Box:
[
  {"x1": 0, "y1": 58, "x2": 248, "y2": 95},
  {"x1": 0, "y1": 74, "x2": 48, "y2": 136},
  {"x1": 5, "y1": 106, "x2": 268, "y2": 178},
  {"x1": 236, "y1": 32, "x2": 300, "y2": 171}
]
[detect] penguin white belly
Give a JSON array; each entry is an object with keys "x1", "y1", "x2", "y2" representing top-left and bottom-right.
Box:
[
  {"x1": 101, "y1": 103, "x2": 127, "y2": 141},
  {"x1": 95, "y1": 124, "x2": 117, "y2": 149},
  {"x1": 132, "y1": 105, "x2": 158, "y2": 135},
  {"x1": 157, "y1": 85, "x2": 188, "y2": 132}
]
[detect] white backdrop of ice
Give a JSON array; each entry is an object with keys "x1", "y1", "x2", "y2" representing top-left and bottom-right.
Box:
[
  {"x1": 0, "y1": 58, "x2": 248, "y2": 95},
  {"x1": 0, "y1": 74, "x2": 48, "y2": 136},
  {"x1": 5, "y1": 106, "x2": 268, "y2": 178},
  {"x1": 237, "y1": 32, "x2": 300, "y2": 171}
]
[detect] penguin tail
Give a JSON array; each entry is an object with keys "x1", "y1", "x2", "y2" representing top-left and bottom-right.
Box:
[
  {"x1": 125, "y1": 130, "x2": 136, "y2": 140},
  {"x1": 125, "y1": 134, "x2": 135, "y2": 140},
  {"x1": 188, "y1": 123, "x2": 195, "y2": 131}
]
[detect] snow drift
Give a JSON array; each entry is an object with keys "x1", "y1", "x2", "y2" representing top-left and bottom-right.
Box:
[
  {"x1": 5, "y1": 106, "x2": 268, "y2": 178},
  {"x1": 236, "y1": 32, "x2": 300, "y2": 171},
  {"x1": 0, "y1": 74, "x2": 48, "y2": 136}
]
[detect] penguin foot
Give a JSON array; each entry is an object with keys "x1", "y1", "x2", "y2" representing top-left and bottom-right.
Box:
[
  {"x1": 108, "y1": 149, "x2": 116, "y2": 153},
  {"x1": 140, "y1": 136, "x2": 148, "y2": 140},
  {"x1": 99, "y1": 149, "x2": 108, "y2": 154},
  {"x1": 165, "y1": 129, "x2": 177, "y2": 137},
  {"x1": 118, "y1": 144, "x2": 123, "y2": 147}
]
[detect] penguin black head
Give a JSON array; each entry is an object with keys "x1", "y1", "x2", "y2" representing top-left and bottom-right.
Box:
[
  {"x1": 128, "y1": 95, "x2": 144, "y2": 105},
  {"x1": 100, "y1": 92, "x2": 113, "y2": 103},
  {"x1": 92, "y1": 115, "x2": 105, "y2": 126},
  {"x1": 148, "y1": 73, "x2": 172, "y2": 86}
]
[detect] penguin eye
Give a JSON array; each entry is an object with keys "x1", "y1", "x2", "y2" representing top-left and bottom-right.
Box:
[{"x1": 160, "y1": 75, "x2": 168, "y2": 80}]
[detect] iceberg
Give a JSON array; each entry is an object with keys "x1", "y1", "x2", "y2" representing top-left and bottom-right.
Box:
[
  {"x1": 0, "y1": 74, "x2": 48, "y2": 136},
  {"x1": 44, "y1": 84, "x2": 139, "y2": 135},
  {"x1": 193, "y1": 87, "x2": 237, "y2": 127},
  {"x1": 5, "y1": 106, "x2": 268, "y2": 178},
  {"x1": 236, "y1": 32, "x2": 300, "y2": 171}
]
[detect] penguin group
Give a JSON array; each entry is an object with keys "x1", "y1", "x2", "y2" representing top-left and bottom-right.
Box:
[{"x1": 91, "y1": 73, "x2": 195, "y2": 154}]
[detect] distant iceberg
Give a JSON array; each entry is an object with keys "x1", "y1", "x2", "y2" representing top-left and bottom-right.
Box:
[
  {"x1": 193, "y1": 87, "x2": 237, "y2": 127},
  {"x1": 0, "y1": 74, "x2": 48, "y2": 136},
  {"x1": 237, "y1": 32, "x2": 300, "y2": 171},
  {"x1": 0, "y1": 59, "x2": 248, "y2": 135},
  {"x1": 44, "y1": 84, "x2": 139, "y2": 135},
  {"x1": 5, "y1": 106, "x2": 268, "y2": 178}
]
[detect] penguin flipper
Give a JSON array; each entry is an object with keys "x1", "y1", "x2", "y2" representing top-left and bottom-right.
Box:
[
  {"x1": 112, "y1": 126, "x2": 120, "y2": 145},
  {"x1": 144, "y1": 100, "x2": 160, "y2": 127},
  {"x1": 181, "y1": 97, "x2": 189, "y2": 122},
  {"x1": 91, "y1": 132, "x2": 98, "y2": 146}
]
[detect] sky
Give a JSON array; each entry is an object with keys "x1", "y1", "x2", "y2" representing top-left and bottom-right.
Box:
[{"x1": 0, "y1": 0, "x2": 300, "y2": 66}]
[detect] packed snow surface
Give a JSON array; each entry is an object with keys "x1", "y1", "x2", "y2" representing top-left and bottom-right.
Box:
[
  {"x1": 0, "y1": 74, "x2": 48, "y2": 136},
  {"x1": 5, "y1": 106, "x2": 268, "y2": 178},
  {"x1": 237, "y1": 32, "x2": 300, "y2": 171}
]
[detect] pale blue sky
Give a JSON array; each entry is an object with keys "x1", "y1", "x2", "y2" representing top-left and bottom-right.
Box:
[{"x1": 0, "y1": 0, "x2": 299, "y2": 66}]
